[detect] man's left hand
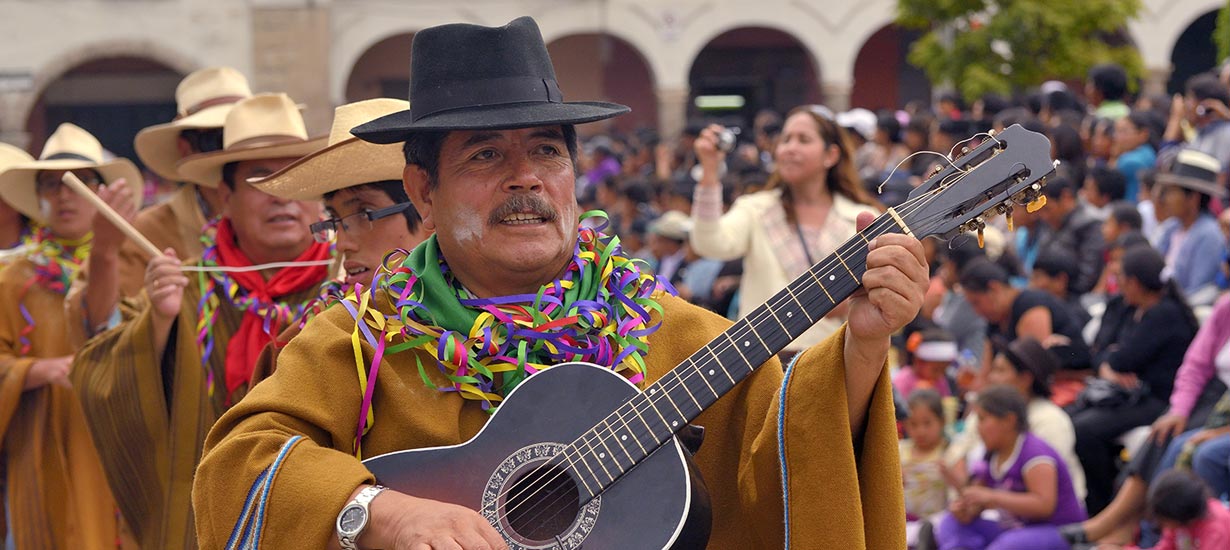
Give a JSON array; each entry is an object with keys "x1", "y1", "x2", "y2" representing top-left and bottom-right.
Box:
[{"x1": 847, "y1": 212, "x2": 928, "y2": 344}]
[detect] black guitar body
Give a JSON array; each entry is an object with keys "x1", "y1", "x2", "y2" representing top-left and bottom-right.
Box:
[{"x1": 363, "y1": 362, "x2": 713, "y2": 549}]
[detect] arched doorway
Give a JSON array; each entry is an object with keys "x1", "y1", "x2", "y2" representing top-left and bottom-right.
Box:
[
  {"x1": 546, "y1": 33, "x2": 657, "y2": 134},
  {"x1": 345, "y1": 33, "x2": 415, "y2": 103},
  {"x1": 26, "y1": 56, "x2": 182, "y2": 170},
  {"x1": 688, "y1": 27, "x2": 821, "y2": 128},
  {"x1": 851, "y1": 24, "x2": 931, "y2": 111},
  {"x1": 1169, "y1": 9, "x2": 1219, "y2": 93}
]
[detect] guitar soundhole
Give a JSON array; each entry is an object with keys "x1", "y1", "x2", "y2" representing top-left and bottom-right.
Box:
[{"x1": 504, "y1": 462, "x2": 580, "y2": 542}]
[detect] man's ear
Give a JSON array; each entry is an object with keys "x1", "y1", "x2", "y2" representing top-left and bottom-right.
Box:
[
  {"x1": 403, "y1": 164, "x2": 435, "y2": 230},
  {"x1": 215, "y1": 181, "x2": 233, "y2": 209}
]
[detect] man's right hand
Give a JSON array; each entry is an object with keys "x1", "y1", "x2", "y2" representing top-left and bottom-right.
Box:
[
  {"x1": 25, "y1": 356, "x2": 72, "y2": 390},
  {"x1": 693, "y1": 124, "x2": 727, "y2": 186},
  {"x1": 361, "y1": 489, "x2": 508, "y2": 550},
  {"x1": 146, "y1": 249, "x2": 188, "y2": 322},
  {"x1": 1150, "y1": 413, "x2": 1187, "y2": 445},
  {"x1": 91, "y1": 180, "x2": 139, "y2": 257}
]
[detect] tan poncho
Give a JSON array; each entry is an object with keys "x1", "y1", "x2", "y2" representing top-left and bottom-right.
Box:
[
  {"x1": 0, "y1": 258, "x2": 121, "y2": 549},
  {"x1": 193, "y1": 293, "x2": 905, "y2": 548}
]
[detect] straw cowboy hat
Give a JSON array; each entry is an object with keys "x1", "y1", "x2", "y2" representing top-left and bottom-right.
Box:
[
  {"x1": 1157, "y1": 148, "x2": 1226, "y2": 199},
  {"x1": 352, "y1": 16, "x2": 629, "y2": 144},
  {"x1": 134, "y1": 67, "x2": 253, "y2": 184},
  {"x1": 250, "y1": 98, "x2": 409, "y2": 200},
  {"x1": 176, "y1": 93, "x2": 327, "y2": 188},
  {"x1": 0, "y1": 123, "x2": 142, "y2": 224}
]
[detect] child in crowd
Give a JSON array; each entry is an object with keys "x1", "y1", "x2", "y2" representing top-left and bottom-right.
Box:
[
  {"x1": 1124, "y1": 470, "x2": 1230, "y2": 550},
  {"x1": 903, "y1": 389, "x2": 951, "y2": 525},
  {"x1": 895, "y1": 328, "x2": 958, "y2": 398},
  {"x1": 935, "y1": 386, "x2": 1087, "y2": 550}
]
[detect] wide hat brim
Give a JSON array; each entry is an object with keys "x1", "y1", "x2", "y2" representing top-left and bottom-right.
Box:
[
  {"x1": 0, "y1": 158, "x2": 143, "y2": 224},
  {"x1": 176, "y1": 137, "x2": 328, "y2": 189},
  {"x1": 1156, "y1": 173, "x2": 1227, "y2": 199},
  {"x1": 133, "y1": 103, "x2": 233, "y2": 183},
  {"x1": 352, "y1": 101, "x2": 630, "y2": 144},
  {"x1": 249, "y1": 137, "x2": 405, "y2": 200}
]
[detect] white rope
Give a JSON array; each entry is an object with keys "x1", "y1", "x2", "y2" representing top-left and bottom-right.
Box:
[{"x1": 178, "y1": 259, "x2": 335, "y2": 273}]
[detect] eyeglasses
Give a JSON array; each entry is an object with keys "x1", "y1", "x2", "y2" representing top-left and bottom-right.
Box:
[
  {"x1": 35, "y1": 170, "x2": 103, "y2": 195},
  {"x1": 310, "y1": 202, "x2": 412, "y2": 243}
]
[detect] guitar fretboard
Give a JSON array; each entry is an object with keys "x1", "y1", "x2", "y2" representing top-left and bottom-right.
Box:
[{"x1": 562, "y1": 213, "x2": 908, "y2": 500}]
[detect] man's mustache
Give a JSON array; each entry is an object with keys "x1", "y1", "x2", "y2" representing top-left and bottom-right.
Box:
[{"x1": 488, "y1": 195, "x2": 558, "y2": 225}]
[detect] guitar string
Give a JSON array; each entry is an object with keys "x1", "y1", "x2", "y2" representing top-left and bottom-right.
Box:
[
  {"x1": 492, "y1": 136, "x2": 1019, "y2": 529},
  {"x1": 494, "y1": 150, "x2": 1003, "y2": 530},
  {"x1": 488, "y1": 185, "x2": 958, "y2": 529},
  {"x1": 490, "y1": 171, "x2": 975, "y2": 530}
]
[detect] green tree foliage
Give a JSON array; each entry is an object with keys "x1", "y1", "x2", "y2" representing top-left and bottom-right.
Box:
[
  {"x1": 1217, "y1": 1, "x2": 1230, "y2": 64},
  {"x1": 897, "y1": 0, "x2": 1143, "y2": 102}
]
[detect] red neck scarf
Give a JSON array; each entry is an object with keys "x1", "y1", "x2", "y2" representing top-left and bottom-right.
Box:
[{"x1": 212, "y1": 219, "x2": 331, "y2": 397}]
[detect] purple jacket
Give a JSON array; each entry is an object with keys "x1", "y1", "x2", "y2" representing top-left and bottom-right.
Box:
[{"x1": 1170, "y1": 294, "x2": 1230, "y2": 418}]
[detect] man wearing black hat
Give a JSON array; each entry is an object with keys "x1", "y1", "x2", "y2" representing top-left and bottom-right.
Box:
[{"x1": 194, "y1": 17, "x2": 928, "y2": 550}]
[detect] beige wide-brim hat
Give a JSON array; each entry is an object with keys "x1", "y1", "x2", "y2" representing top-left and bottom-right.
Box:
[
  {"x1": 134, "y1": 67, "x2": 253, "y2": 183},
  {"x1": 0, "y1": 123, "x2": 142, "y2": 224},
  {"x1": 0, "y1": 143, "x2": 35, "y2": 218},
  {"x1": 176, "y1": 93, "x2": 327, "y2": 188},
  {"x1": 251, "y1": 98, "x2": 409, "y2": 200}
]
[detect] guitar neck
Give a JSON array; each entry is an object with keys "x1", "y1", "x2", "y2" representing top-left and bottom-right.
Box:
[{"x1": 564, "y1": 212, "x2": 908, "y2": 499}]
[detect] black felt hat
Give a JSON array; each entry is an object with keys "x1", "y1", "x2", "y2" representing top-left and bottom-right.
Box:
[{"x1": 351, "y1": 16, "x2": 629, "y2": 144}]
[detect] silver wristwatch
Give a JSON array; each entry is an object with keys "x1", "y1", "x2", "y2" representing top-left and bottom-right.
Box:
[{"x1": 336, "y1": 484, "x2": 386, "y2": 550}]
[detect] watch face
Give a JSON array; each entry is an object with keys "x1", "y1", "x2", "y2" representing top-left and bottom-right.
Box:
[{"x1": 340, "y1": 506, "x2": 366, "y2": 533}]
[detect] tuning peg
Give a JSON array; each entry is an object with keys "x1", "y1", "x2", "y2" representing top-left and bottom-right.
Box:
[
  {"x1": 1007, "y1": 211, "x2": 1014, "y2": 232},
  {"x1": 1026, "y1": 195, "x2": 1047, "y2": 213},
  {"x1": 977, "y1": 227, "x2": 985, "y2": 249}
]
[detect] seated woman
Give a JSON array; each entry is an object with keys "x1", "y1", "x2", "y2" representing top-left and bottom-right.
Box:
[
  {"x1": 960, "y1": 259, "x2": 1092, "y2": 404},
  {"x1": 935, "y1": 385, "x2": 1087, "y2": 550},
  {"x1": 1067, "y1": 245, "x2": 1199, "y2": 514},
  {"x1": 1062, "y1": 292, "x2": 1230, "y2": 547}
]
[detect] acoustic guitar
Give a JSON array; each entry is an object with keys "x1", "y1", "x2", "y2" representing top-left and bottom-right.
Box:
[{"x1": 363, "y1": 124, "x2": 1057, "y2": 549}]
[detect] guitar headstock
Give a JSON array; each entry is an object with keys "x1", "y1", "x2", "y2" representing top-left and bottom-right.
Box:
[{"x1": 896, "y1": 124, "x2": 1057, "y2": 241}]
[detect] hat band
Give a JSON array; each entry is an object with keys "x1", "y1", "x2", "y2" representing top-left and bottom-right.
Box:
[
  {"x1": 43, "y1": 152, "x2": 96, "y2": 163},
  {"x1": 227, "y1": 134, "x2": 308, "y2": 150},
  {"x1": 182, "y1": 95, "x2": 247, "y2": 117},
  {"x1": 1171, "y1": 162, "x2": 1218, "y2": 184},
  {"x1": 412, "y1": 77, "x2": 563, "y2": 122}
]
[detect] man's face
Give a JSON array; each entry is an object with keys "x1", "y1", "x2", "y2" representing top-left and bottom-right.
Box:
[
  {"x1": 1028, "y1": 270, "x2": 1066, "y2": 299},
  {"x1": 219, "y1": 158, "x2": 320, "y2": 259},
  {"x1": 324, "y1": 186, "x2": 430, "y2": 289},
  {"x1": 1158, "y1": 184, "x2": 1190, "y2": 219},
  {"x1": 35, "y1": 169, "x2": 102, "y2": 240},
  {"x1": 964, "y1": 286, "x2": 1004, "y2": 322},
  {"x1": 408, "y1": 126, "x2": 579, "y2": 287}
]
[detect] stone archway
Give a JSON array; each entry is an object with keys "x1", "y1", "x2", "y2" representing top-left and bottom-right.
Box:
[
  {"x1": 1168, "y1": 8, "x2": 1220, "y2": 93},
  {"x1": 687, "y1": 27, "x2": 820, "y2": 128},
  {"x1": 344, "y1": 32, "x2": 415, "y2": 103},
  {"x1": 26, "y1": 55, "x2": 183, "y2": 171},
  {"x1": 546, "y1": 33, "x2": 657, "y2": 134},
  {"x1": 850, "y1": 23, "x2": 931, "y2": 111}
]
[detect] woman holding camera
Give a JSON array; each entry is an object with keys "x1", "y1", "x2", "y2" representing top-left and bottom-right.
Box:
[{"x1": 690, "y1": 105, "x2": 881, "y2": 356}]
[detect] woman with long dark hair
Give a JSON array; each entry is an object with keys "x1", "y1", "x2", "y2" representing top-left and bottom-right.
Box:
[
  {"x1": 1069, "y1": 245, "x2": 1199, "y2": 514},
  {"x1": 690, "y1": 105, "x2": 880, "y2": 354}
]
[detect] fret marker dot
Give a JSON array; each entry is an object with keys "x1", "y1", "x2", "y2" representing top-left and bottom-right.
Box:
[
  {"x1": 621, "y1": 435, "x2": 627, "y2": 441},
  {"x1": 786, "y1": 311, "x2": 793, "y2": 318},
  {"x1": 708, "y1": 369, "x2": 715, "y2": 376},
  {"x1": 672, "y1": 421, "x2": 679, "y2": 427},
  {"x1": 829, "y1": 274, "x2": 836, "y2": 281},
  {"x1": 649, "y1": 388, "x2": 657, "y2": 395},
  {"x1": 599, "y1": 452, "x2": 606, "y2": 459},
  {"x1": 743, "y1": 341, "x2": 749, "y2": 347}
]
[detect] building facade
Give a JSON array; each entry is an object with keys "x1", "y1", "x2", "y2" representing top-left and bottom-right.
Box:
[{"x1": 0, "y1": 0, "x2": 1222, "y2": 170}]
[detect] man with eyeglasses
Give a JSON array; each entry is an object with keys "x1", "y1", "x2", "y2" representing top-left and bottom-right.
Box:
[
  {"x1": 244, "y1": 98, "x2": 432, "y2": 385},
  {"x1": 70, "y1": 94, "x2": 329, "y2": 550}
]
